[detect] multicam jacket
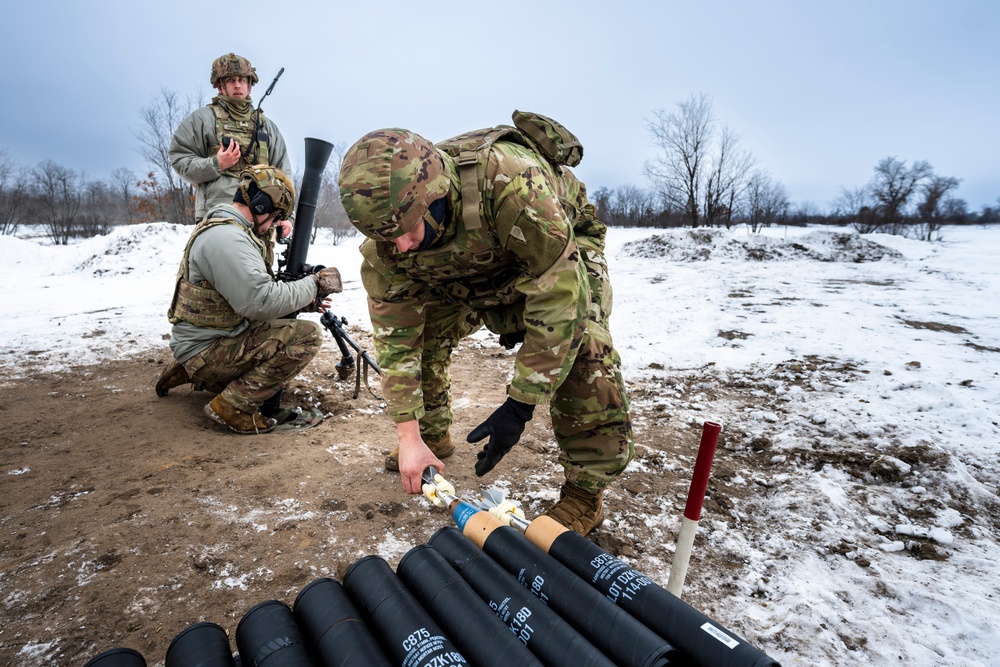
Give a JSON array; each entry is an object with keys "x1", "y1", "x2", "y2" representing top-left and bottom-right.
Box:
[
  {"x1": 359, "y1": 140, "x2": 608, "y2": 422},
  {"x1": 169, "y1": 96, "x2": 292, "y2": 222}
]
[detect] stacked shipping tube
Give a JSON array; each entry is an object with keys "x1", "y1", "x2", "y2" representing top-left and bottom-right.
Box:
[{"x1": 85, "y1": 499, "x2": 779, "y2": 666}]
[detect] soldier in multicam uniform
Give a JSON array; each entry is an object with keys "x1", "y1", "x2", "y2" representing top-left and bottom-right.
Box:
[
  {"x1": 158, "y1": 165, "x2": 343, "y2": 435},
  {"x1": 169, "y1": 53, "x2": 293, "y2": 226},
  {"x1": 338, "y1": 118, "x2": 634, "y2": 535}
]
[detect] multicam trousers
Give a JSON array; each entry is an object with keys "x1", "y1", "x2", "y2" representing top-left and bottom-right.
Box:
[
  {"x1": 182, "y1": 319, "x2": 323, "y2": 413},
  {"x1": 420, "y1": 247, "x2": 633, "y2": 493}
]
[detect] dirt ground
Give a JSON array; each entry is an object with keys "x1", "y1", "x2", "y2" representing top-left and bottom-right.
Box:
[{"x1": 0, "y1": 328, "x2": 782, "y2": 666}]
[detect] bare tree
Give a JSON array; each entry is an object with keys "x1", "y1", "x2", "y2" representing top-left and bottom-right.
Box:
[
  {"x1": 616, "y1": 184, "x2": 657, "y2": 227},
  {"x1": 0, "y1": 149, "x2": 29, "y2": 236},
  {"x1": 593, "y1": 184, "x2": 670, "y2": 227},
  {"x1": 869, "y1": 156, "x2": 932, "y2": 234},
  {"x1": 940, "y1": 197, "x2": 968, "y2": 223},
  {"x1": 592, "y1": 186, "x2": 612, "y2": 224},
  {"x1": 787, "y1": 201, "x2": 822, "y2": 227},
  {"x1": 78, "y1": 180, "x2": 118, "y2": 237},
  {"x1": 30, "y1": 160, "x2": 83, "y2": 244},
  {"x1": 704, "y1": 126, "x2": 756, "y2": 228},
  {"x1": 644, "y1": 93, "x2": 715, "y2": 227},
  {"x1": 832, "y1": 185, "x2": 883, "y2": 233},
  {"x1": 739, "y1": 170, "x2": 789, "y2": 233},
  {"x1": 110, "y1": 167, "x2": 139, "y2": 225},
  {"x1": 914, "y1": 174, "x2": 962, "y2": 241},
  {"x1": 134, "y1": 88, "x2": 197, "y2": 223},
  {"x1": 978, "y1": 201, "x2": 1000, "y2": 224}
]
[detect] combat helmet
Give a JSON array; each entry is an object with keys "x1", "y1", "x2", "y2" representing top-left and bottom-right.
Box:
[
  {"x1": 211, "y1": 53, "x2": 259, "y2": 87},
  {"x1": 236, "y1": 164, "x2": 295, "y2": 220},
  {"x1": 338, "y1": 129, "x2": 450, "y2": 241}
]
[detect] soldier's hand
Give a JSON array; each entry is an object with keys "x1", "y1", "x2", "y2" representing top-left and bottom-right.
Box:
[
  {"x1": 274, "y1": 219, "x2": 293, "y2": 241},
  {"x1": 313, "y1": 267, "x2": 343, "y2": 298},
  {"x1": 217, "y1": 139, "x2": 241, "y2": 170},
  {"x1": 400, "y1": 442, "x2": 444, "y2": 495},
  {"x1": 468, "y1": 397, "x2": 534, "y2": 476},
  {"x1": 315, "y1": 295, "x2": 333, "y2": 313}
]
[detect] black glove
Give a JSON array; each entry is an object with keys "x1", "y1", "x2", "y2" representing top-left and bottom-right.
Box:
[
  {"x1": 468, "y1": 397, "x2": 535, "y2": 476},
  {"x1": 498, "y1": 331, "x2": 526, "y2": 349}
]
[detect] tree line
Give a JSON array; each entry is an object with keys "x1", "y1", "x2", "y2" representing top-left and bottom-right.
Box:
[
  {"x1": 0, "y1": 89, "x2": 354, "y2": 245},
  {"x1": 597, "y1": 93, "x2": 996, "y2": 239},
  {"x1": 0, "y1": 149, "x2": 141, "y2": 244},
  {"x1": 1, "y1": 91, "x2": 996, "y2": 244}
]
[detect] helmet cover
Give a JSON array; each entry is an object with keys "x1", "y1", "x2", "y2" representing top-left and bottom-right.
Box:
[
  {"x1": 238, "y1": 164, "x2": 295, "y2": 220},
  {"x1": 211, "y1": 53, "x2": 259, "y2": 87},
  {"x1": 338, "y1": 129, "x2": 449, "y2": 241}
]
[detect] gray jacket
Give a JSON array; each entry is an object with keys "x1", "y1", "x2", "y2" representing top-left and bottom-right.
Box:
[
  {"x1": 169, "y1": 205, "x2": 317, "y2": 363},
  {"x1": 169, "y1": 104, "x2": 293, "y2": 221}
]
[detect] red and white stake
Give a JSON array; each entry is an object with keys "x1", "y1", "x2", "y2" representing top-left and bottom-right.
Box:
[{"x1": 667, "y1": 421, "x2": 721, "y2": 598}]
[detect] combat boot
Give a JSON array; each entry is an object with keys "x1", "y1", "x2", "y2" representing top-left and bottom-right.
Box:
[
  {"x1": 385, "y1": 433, "x2": 455, "y2": 472},
  {"x1": 203, "y1": 395, "x2": 277, "y2": 435},
  {"x1": 155, "y1": 361, "x2": 191, "y2": 397},
  {"x1": 542, "y1": 483, "x2": 605, "y2": 536}
]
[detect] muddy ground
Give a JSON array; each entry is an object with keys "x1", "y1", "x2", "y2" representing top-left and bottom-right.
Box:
[{"x1": 0, "y1": 328, "x2": 938, "y2": 665}]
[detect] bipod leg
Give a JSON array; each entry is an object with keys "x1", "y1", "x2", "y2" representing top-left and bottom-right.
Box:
[{"x1": 352, "y1": 353, "x2": 363, "y2": 399}]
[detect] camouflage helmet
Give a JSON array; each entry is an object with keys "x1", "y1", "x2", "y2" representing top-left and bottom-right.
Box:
[
  {"x1": 338, "y1": 129, "x2": 450, "y2": 241},
  {"x1": 210, "y1": 53, "x2": 259, "y2": 87},
  {"x1": 237, "y1": 164, "x2": 295, "y2": 220}
]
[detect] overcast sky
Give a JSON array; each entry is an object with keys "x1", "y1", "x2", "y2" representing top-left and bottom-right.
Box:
[{"x1": 3, "y1": 0, "x2": 997, "y2": 212}]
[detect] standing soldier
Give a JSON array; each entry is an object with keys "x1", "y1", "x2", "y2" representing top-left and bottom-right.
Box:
[
  {"x1": 337, "y1": 113, "x2": 633, "y2": 535},
  {"x1": 169, "y1": 52, "x2": 293, "y2": 226}
]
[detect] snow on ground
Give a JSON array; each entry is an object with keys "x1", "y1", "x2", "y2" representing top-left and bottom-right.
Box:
[{"x1": 2, "y1": 222, "x2": 998, "y2": 665}]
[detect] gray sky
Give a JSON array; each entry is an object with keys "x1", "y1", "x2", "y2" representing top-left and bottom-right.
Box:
[{"x1": 3, "y1": 0, "x2": 997, "y2": 211}]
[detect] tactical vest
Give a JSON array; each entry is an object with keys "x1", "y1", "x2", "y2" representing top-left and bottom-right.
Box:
[
  {"x1": 363, "y1": 111, "x2": 592, "y2": 310},
  {"x1": 167, "y1": 212, "x2": 269, "y2": 328},
  {"x1": 211, "y1": 102, "x2": 270, "y2": 177}
]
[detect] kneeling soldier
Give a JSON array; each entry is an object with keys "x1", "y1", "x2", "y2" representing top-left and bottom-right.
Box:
[{"x1": 157, "y1": 165, "x2": 342, "y2": 434}]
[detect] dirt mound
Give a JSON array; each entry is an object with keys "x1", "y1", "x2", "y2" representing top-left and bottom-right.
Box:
[{"x1": 620, "y1": 228, "x2": 903, "y2": 263}]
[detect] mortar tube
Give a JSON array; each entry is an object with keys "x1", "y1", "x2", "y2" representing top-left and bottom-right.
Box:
[
  {"x1": 342, "y1": 555, "x2": 468, "y2": 666},
  {"x1": 165, "y1": 622, "x2": 235, "y2": 667},
  {"x1": 526, "y1": 520, "x2": 780, "y2": 667},
  {"x1": 397, "y1": 544, "x2": 544, "y2": 667},
  {"x1": 235, "y1": 599, "x2": 314, "y2": 667},
  {"x1": 457, "y1": 512, "x2": 680, "y2": 667},
  {"x1": 283, "y1": 137, "x2": 334, "y2": 276},
  {"x1": 428, "y1": 526, "x2": 617, "y2": 667},
  {"x1": 292, "y1": 577, "x2": 392, "y2": 667}
]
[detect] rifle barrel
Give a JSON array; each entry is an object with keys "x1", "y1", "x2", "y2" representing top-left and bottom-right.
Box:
[{"x1": 260, "y1": 67, "x2": 284, "y2": 103}]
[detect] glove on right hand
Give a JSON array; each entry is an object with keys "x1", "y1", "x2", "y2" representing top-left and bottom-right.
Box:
[
  {"x1": 468, "y1": 397, "x2": 535, "y2": 476},
  {"x1": 313, "y1": 267, "x2": 343, "y2": 298}
]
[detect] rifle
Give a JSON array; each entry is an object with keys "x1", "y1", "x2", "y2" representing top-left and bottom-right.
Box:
[
  {"x1": 276, "y1": 137, "x2": 381, "y2": 398},
  {"x1": 260, "y1": 67, "x2": 284, "y2": 104},
  {"x1": 246, "y1": 67, "x2": 284, "y2": 167}
]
